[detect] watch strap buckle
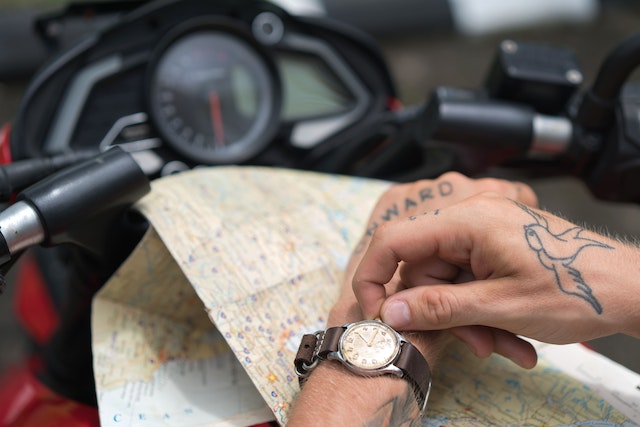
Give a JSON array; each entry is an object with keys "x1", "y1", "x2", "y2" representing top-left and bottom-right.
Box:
[{"x1": 294, "y1": 331, "x2": 324, "y2": 378}]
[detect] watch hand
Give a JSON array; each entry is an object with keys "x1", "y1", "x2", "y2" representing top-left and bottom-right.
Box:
[
  {"x1": 366, "y1": 328, "x2": 379, "y2": 347},
  {"x1": 354, "y1": 332, "x2": 368, "y2": 344}
]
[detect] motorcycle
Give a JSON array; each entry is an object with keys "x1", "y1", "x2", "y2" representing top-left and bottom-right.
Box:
[{"x1": 0, "y1": 0, "x2": 639, "y2": 425}]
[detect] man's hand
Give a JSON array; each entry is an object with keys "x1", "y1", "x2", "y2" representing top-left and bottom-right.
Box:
[
  {"x1": 353, "y1": 193, "x2": 640, "y2": 369},
  {"x1": 331, "y1": 172, "x2": 537, "y2": 328},
  {"x1": 287, "y1": 173, "x2": 539, "y2": 426}
]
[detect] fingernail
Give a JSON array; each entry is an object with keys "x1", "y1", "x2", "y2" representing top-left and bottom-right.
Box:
[{"x1": 383, "y1": 300, "x2": 410, "y2": 328}]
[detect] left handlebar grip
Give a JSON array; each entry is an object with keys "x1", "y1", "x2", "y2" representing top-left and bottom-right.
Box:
[{"x1": 17, "y1": 146, "x2": 150, "y2": 247}]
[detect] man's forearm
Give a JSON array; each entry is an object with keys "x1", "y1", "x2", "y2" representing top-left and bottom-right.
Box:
[
  {"x1": 287, "y1": 329, "x2": 451, "y2": 426},
  {"x1": 287, "y1": 362, "x2": 421, "y2": 426}
]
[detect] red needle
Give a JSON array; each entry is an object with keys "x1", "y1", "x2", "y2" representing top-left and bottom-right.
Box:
[{"x1": 209, "y1": 91, "x2": 225, "y2": 146}]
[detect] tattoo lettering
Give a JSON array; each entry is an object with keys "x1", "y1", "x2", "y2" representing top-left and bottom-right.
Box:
[
  {"x1": 409, "y1": 209, "x2": 440, "y2": 221},
  {"x1": 374, "y1": 181, "x2": 452, "y2": 228},
  {"x1": 353, "y1": 182, "x2": 452, "y2": 255},
  {"x1": 516, "y1": 202, "x2": 614, "y2": 314},
  {"x1": 364, "y1": 385, "x2": 422, "y2": 427},
  {"x1": 419, "y1": 181, "x2": 453, "y2": 201},
  {"x1": 379, "y1": 204, "x2": 401, "y2": 222},
  {"x1": 404, "y1": 197, "x2": 418, "y2": 211}
]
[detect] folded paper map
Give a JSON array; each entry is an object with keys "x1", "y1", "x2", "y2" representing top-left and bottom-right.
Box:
[{"x1": 92, "y1": 166, "x2": 640, "y2": 426}]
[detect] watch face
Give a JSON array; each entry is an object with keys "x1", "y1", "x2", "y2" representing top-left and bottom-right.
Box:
[{"x1": 340, "y1": 320, "x2": 400, "y2": 370}]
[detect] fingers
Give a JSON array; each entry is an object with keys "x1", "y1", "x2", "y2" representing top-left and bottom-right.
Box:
[
  {"x1": 471, "y1": 176, "x2": 538, "y2": 208},
  {"x1": 399, "y1": 257, "x2": 470, "y2": 286},
  {"x1": 450, "y1": 326, "x2": 538, "y2": 369},
  {"x1": 378, "y1": 280, "x2": 497, "y2": 330},
  {"x1": 433, "y1": 171, "x2": 537, "y2": 208},
  {"x1": 513, "y1": 181, "x2": 538, "y2": 207},
  {"x1": 369, "y1": 173, "x2": 537, "y2": 225},
  {"x1": 352, "y1": 240, "x2": 403, "y2": 319},
  {"x1": 377, "y1": 274, "x2": 538, "y2": 337},
  {"x1": 352, "y1": 201, "x2": 475, "y2": 318},
  {"x1": 351, "y1": 175, "x2": 536, "y2": 318}
]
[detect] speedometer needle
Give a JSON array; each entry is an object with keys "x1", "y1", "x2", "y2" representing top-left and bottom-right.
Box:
[{"x1": 209, "y1": 91, "x2": 225, "y2": 146}]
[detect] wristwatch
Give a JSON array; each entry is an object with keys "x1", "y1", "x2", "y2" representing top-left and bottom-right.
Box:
[{"x1": 294, "y1": 319, "x2": 431, "y2": 413}]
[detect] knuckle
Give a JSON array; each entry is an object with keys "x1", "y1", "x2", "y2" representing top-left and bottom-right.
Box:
[
  {"x1": 473, "y1": 178, "x2": 538, "y2": 206},
  {"x1": 417, "y1": 288, "x2": 458, "y2": 326},
  {"x1": 383, "y1": 183, "x2": 407, "y2": 197},
  {"x1": 378, "y1": 185, "x2": 405, "y2": 203},
  {"x1": 438, "y1": 171, "x2": 467, "y2": 184},
  {"x1": 370, "y1": 220, "x2": 394, "y2": 243},
  {"x1": 463, "y1": 192, "x2": 502, "y2": 210},
  {"x1": 476, "y1": 177, "x2": 512, "y2": 195},
  {"x1": 516, "y1": 182, "x2": 538, "y2": 206}
]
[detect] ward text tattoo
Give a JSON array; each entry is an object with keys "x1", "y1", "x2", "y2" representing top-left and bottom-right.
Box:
[{"x1": 353, "y1": 180, "x2": 452, "y2": 255}]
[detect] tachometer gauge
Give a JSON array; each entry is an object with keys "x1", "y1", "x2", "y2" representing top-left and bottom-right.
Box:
[{"x1": 146, "y1": 19, "x2": 282, "y2": 164}]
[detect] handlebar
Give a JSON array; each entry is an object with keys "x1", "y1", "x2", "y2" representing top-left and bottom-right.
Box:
[
  {"x1": 422, "y1": 87, "x2": 571, "y2": 155},
  {"x1": 404, "y1": 35, "x2": 640, "y2": 204},
  {"x1": 0, "y1": 147, "x2": 149, "y2": 282},
  {"x1": 576, "y1": 32, "x2": 640, "y2": 132}
]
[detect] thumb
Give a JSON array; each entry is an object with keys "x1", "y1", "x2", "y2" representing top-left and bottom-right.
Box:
[{"x1": 379, "y1": 280, "x2": 506, "y2": 331}]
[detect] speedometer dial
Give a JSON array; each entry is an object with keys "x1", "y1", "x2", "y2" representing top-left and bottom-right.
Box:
[{"x1": 146, "y1": 19, "x2": 281, "y2": 164}]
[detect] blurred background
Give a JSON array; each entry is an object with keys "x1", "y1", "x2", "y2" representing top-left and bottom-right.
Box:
[{"x1": 0, "y1": 0, "x2": 639, "y2": 384}]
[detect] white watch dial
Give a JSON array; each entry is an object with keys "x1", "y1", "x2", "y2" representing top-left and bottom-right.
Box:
[{"x1": 340, "y1": 320, "x2": 400, "y2": 370}]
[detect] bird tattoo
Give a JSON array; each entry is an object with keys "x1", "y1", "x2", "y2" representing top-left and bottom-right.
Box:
[{"x1": 516, "y1": 202, "x2": 613, "y2": 314}]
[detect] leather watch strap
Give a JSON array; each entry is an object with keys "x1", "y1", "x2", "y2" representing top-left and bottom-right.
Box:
[
  {"x1": 294, "y1": 327, "x2": 344, "y2": 376},
  {"x1": 395, "y1": 339, "x2": 431, "y2": 407},
  {"x1": 294, "y1": 333, "x2": 319, "y2": 375},
  {"x1": 317, "y1": 326, "x2": 344, "y2": 358}
]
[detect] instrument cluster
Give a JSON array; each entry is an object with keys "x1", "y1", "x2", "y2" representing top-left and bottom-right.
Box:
[{"x1": 11, "y1": 0, "x2": 396, "y2": 178}]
